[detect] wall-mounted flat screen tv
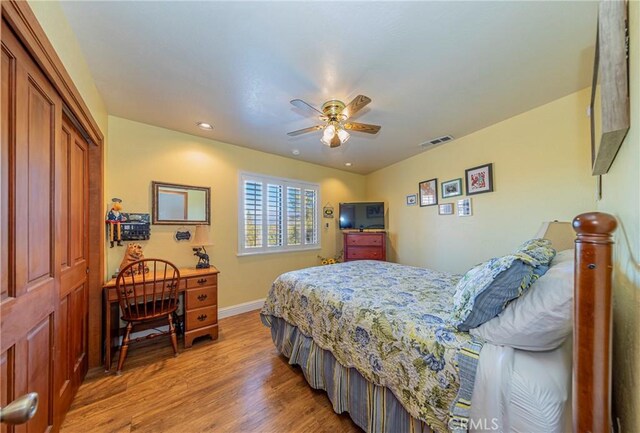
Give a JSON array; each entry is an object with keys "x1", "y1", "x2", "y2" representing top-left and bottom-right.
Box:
[{"x1": 339, "y1": 202, "x2": 385, "y2": 230}]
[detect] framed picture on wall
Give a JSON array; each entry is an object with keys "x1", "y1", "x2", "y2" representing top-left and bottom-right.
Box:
[
  {"x1": 441, "y1": 178, "x2": 462, "y2": 198},
  {"x1": 438, "y1": 203, "x2": 454, "y2": 215},
  {"x1": 465, "y1": 163, "x2": 493, "y2": 195},
  {"x1": 457, "y1": 198, "x2": 473, "y2": 216},
  {"x1": 406, "y1": 194, "x2": 417, "y2": 206},
  {"x1": 419, "y1": 178, "x2": 438, "y2": 207}
]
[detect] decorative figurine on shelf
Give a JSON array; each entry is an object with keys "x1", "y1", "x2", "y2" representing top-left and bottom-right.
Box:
[
  {"x1": 106, "y1": 198, "x2": 127, "y2": 248},
  {"x1": 119, "y1": 243, "x2": 149, "y2": 276},
  {"x1": 193, "y1": 247, "x2": 210, "y2": 269}
]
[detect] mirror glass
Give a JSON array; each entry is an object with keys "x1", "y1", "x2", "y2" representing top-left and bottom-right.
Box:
[{"x1": 152, "y1": 181, "x2": 210, "y2": 225}]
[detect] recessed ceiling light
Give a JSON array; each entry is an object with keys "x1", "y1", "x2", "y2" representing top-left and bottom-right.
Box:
[
  {"x1": 196, "y1": 122, "x2": 213, "y2": 130},
  {"x1": 292, "y1": 149, "x2": 300, "y2": 156},
  {"x1": 345, "y1": 162, "x2": 352, "y2": 167}
]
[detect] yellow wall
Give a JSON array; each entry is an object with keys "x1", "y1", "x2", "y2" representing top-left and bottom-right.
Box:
[
  {"x1": 366, "y1": 88, "x2": 596, "y2": 273},
  {"x1": 106, "y1": 116, "x2": 366, "y2": 308},
  {"x1": 598, "y1": 1, "x2": 640, "y2": 431}
]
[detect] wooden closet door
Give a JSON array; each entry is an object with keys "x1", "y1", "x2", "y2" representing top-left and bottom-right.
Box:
[
  {"x1": 1, "y1": 20, "x2": 61, "y2": 433},
  {"x1": 53, "y1": 117, "x2": 89, "y2": 425}
]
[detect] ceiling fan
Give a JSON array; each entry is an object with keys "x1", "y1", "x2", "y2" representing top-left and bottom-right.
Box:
[{"x1": 287, "y1": 95, "x2": 381, "y2": 148}]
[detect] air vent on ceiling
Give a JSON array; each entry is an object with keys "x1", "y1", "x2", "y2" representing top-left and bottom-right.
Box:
[{"x1": 419, "y1": 135, "x2": 454, "y2": 149}]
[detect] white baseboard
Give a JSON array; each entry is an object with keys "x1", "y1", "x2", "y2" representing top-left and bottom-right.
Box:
[{"x1": 218, "y1": 298, "x2": 265, "y2": 319}]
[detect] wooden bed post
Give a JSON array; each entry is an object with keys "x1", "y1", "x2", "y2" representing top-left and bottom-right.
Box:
[{"x1": 572, "y1": 212, "x2": 617, "y2": 433}]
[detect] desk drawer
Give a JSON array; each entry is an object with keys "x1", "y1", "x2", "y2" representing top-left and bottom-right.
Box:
[
  {"x1": 186, "y1": 285, "x2": 217, "y2": 309},
  {"x1": 186, "y1": 305, "x2": 218, "y2": 330},
  {"x1": 345, "y1": 247, "x2": 384, "y2": 260},
  {"x1": 345, "y1": 234, "x2": 383, "y2": 246},
  {"x1": 107, "y1": 279, "x2": 185, "y2": 301},
  {"x1": 186, "y1": 274, "x2": 217, "y2": 288}
]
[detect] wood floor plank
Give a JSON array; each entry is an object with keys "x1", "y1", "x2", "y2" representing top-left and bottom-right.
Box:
[{"x1": 61, "y1": 310, "x2": 361, "y2": 433}]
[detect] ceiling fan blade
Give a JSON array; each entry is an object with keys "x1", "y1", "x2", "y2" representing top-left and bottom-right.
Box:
[
  {"x1": 287, "y1": 125, "x2": 323, "y2": 136},
  {"x1": 342, "y1": 95, "x2": 371, "y2": 119},
  {"x1": 290, "y1": 99, "x2": 323, "y2": 116},
  {"x1": 330, "y1": 134, "x2": 341, "y2": 148},
  {"x1": 343, "y1": 122, "x2": 381, "y2": 134}
]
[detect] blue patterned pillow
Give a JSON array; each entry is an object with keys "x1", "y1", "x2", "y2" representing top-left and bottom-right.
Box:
[{"x1": 450, "y1": 250, "x2": 552, "y2": 331}]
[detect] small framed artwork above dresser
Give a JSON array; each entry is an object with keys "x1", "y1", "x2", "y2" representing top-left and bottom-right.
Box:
[{"x1": 343, "y1": 232, "x2": 387, "y2": 262}]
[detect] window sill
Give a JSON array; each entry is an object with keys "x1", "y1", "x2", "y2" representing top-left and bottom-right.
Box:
[{"x1": 237, "y1": 246, "x2": 321, "y2": 257}]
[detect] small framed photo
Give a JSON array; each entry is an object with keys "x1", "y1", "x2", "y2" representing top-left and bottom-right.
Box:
[
  {"x1": 465, "y1": 163, "x2": 493, "y2": 195},
  {"x1": 406, "y1": 194, "x2": 417, "y2": 206},
  {"x1": 457, "y1": 198, "x2": 473, "y2": 216},
  {"x1": 419, "y1": 178, "x2": 438, "y2": 207},
  {"x1": 441, "y1": 178, "x2": 462, "y2": 198},
  {"x1": 323, "y1": 204, "x2": 334, "y2": 219},
  {"x1": 438, "y1": 203, "x2": 454, "y2": 215}
]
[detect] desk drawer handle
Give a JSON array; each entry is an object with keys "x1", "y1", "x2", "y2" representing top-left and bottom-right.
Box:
[
  {"x1": 197, "y1": 294, "x2": 208, "y2": 302},
  {"x1": 197, "y1": 314, "x2": 208, "y2": 322},
  {"x1": 197, "y1": 278, "x2": 208, "y2": 285}
]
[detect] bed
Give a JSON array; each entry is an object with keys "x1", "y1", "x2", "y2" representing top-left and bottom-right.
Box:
[{"x1": 260, "y1": 213, "x2": 615, "y2": 433}]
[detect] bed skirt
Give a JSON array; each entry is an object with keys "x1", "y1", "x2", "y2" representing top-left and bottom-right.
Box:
[{"x1": 263, "y1": 314, "x2": 435, "y2": 433}]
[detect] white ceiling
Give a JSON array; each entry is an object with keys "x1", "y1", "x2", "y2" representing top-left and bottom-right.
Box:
[{"x1": 60, "y1": 1, "x2": 598, "y2": 174}]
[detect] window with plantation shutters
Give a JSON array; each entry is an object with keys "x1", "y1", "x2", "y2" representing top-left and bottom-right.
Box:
[{"x1": 239, "y1": 172, "x2": 320, "y2": 255}]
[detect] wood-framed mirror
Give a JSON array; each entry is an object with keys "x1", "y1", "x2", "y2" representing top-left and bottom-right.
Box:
[{"x1": 152, "y1": 181, "x2": 210, "y2": 225}]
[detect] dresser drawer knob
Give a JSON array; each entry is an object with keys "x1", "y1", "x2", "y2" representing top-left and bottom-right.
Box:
[
  {"x1": 197, "y1": 294, "x2": 208, "y2": 302},
  {"x1": 197, "y1": 278, "x2": 208, "y2": 285},
  {"x1": 197, "y1": 314, "x2": 208, "y2": 322}
]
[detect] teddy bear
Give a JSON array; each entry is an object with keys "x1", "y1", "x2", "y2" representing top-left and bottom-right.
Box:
[{"x1": 119, "y1": 243, "x2": 149, "y2": 276}]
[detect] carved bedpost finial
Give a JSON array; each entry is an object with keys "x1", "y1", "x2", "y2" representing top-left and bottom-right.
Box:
[
  {"x1": 572, "y1": 211, "x2": 617, "y2": 433},
  {"x1": 573, "y1": 212, "x2": 618, "y2": 239}
]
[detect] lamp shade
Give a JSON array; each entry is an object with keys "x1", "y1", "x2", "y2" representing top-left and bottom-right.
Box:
[
  {"x1": 535, "y1": 221, "x2": 575, "y2": 251},
  {"x1": 192, "y1": 225, "x2": 212, "y2": 246}
]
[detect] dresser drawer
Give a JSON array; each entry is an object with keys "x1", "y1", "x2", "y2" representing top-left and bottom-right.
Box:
[
  {"x1": 345, "y1": 234, "x2": 383, "y2": 246},
  {"x1": 107, "y1": 279, "x2": 185, "y2": 301},
  {"x1": 346, "y1": 247, "x2": 384, "y2": 260},
  {"x1": 186, "y1": 285, "x2": 217, "y2": 309},
  {"x1": 186, "y1": 274, "x2": 217, "y2": 289},
  {"x1": 185, "y1": 305, "x2": 218, "y2": 330}
]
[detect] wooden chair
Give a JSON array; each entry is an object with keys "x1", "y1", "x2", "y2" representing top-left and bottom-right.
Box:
[{"x1": 115, "y1": 259, "x2": 181, "y2": 374}]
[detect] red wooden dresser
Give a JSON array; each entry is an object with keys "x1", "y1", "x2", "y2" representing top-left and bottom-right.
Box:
[{"x1": 343, "y1": 232, "x2": 387, "y2": 262}]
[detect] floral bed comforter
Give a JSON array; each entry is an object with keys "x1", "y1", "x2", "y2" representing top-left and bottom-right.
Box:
[{"x1": 261, "y1": 260, "x2": 482, "y2": 432}]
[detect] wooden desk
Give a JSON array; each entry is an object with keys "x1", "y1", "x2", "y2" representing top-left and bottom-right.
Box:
[{"x1": 103, "y1": 266, "x2": 220, "y2": 371}]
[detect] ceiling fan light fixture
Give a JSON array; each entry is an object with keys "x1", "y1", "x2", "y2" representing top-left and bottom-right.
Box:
[
  {"x1": 323, "y1": 124, "x2": 336, "y2": 139},
  {"x1": 337, "y1": 128, "x2": 350, "y2": 143},
  {"x1": 288, "y1": 95, "x2": 379, "y2": 148}
]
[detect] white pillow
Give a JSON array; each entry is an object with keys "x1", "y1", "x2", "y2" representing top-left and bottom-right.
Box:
[
  {"x1": 470, "y1": 259, "x2": 574, "y2": 351},
  {"x1": 551, "y1": 249, "x2": 573, "y2": 265}
]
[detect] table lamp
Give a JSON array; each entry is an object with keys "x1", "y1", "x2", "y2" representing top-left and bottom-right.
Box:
[
  {"x1": 192, "y1": 225, "x2": 212, "y2": 269},
  {"x1": 535, "y1": 221, "x2": 575, "y2": 251}
]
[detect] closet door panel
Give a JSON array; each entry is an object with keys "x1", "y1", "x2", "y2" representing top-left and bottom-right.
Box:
[
  {"x1": 1, "y1": 20, "x2": 60, "y2": 433},
  {"x1": 1, "y1": 38, "x2": 15, "y2": 302},
  {"x1": 54, "y1": 117, "x2": 89, "y2": 422}
]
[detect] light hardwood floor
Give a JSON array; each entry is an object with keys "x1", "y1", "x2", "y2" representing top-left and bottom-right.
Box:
[{"x1": 61, "y1": 310, "x2": 361, "y2": 433}]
